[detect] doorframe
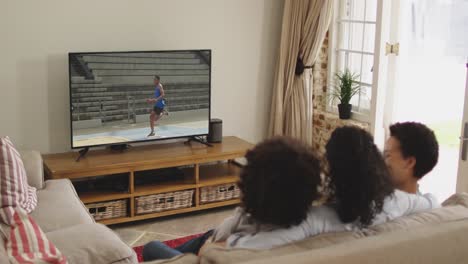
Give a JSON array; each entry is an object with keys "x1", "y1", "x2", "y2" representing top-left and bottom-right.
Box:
[
  {"x1": 381, "y1": 0, "x2": 401, "y2": 140},
  {"x1": 457, "y1": 63, "x2": 468, "y2": 193},
  {"x1": 369, "y1": 0, "x2": 392, "y2": 148}
]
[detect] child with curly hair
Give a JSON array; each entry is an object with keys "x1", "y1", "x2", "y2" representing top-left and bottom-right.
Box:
[{"x1": 143, "y1": 137, "x2": 322, "y2": 261}]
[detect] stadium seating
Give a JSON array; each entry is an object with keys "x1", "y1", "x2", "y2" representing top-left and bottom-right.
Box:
[{"x1": 70, "y1": 51, "x2": 210, "y2": 123}]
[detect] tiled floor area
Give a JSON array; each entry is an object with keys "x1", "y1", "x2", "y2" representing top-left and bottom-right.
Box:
[{"x1": 111, "y1": 206, "x2": 235, "y2": 247}]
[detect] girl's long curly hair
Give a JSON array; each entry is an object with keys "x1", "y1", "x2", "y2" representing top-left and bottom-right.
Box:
[{"x1": 325, "y1": 126, "x2": 394, "y2": 226}]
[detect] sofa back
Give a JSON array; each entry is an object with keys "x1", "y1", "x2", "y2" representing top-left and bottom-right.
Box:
[
  {"x1": 241, "y1": 219, "x2": 468, "y2": 264},
  {"x1": 200, "y1": 193, "x2": 468, "y2": 264},
  {"x1": 19, "y1": 150, "x2": 44, "y2": 190},
  {"x1": 200, "y1": 231, "x2": 365, "y2": 264}
]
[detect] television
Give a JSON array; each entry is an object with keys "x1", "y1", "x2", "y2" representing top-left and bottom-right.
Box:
[{"x1": 69, "y1": 50, "x2": 211, "y2": 149}]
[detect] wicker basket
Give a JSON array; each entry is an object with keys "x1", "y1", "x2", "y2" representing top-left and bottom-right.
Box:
[
  {"x1": 86, "y1": 199, "x2": 127, "y2": 220},
  {"x1": 200, "y1": 183, "x2": 240, "y2": 204},
  {"x1": 135, "y1": 190, "x2": 194, "y2": 215}
]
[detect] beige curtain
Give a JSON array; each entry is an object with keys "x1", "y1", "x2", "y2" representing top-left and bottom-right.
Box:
[{"x1": 268, "y1": 0, "x2": 333, "y2": 144}]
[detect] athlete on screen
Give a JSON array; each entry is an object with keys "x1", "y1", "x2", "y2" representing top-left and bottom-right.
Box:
[{"x1": 146, "y1": 75, "x2": 166, "y2": 137}]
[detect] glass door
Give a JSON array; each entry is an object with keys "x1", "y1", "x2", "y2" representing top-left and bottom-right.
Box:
[{"x1": 385, "y1": 0, "x2": 468, "y2": 201}]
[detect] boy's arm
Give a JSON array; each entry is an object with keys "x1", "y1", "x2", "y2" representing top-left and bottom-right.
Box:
[
  {"x1": 386, "y1": 190, "x2": 440, "y2": 220},
  {"x1": 403, "y1": 192, "x2": 440, "y2": 213},
  {"x1": 196, "y1": 208, "x2": 242, "y2": 254},
  {"x1": 210, "y1": 207, "x2": 244, "y2": 243}
]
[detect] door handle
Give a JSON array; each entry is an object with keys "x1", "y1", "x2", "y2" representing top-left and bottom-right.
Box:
[{"x1": 461, "y1": 122, "x2": 468, "y2": 161}]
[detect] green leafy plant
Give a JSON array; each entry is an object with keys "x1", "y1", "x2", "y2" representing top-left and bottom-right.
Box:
[{"x1": 329, "y1": 69, "x2": 361, "y2": 105}]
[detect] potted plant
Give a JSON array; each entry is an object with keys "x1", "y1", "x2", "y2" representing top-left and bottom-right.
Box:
[{"x1": 329, "y1": 69, "x2": 361, "y2": 119}]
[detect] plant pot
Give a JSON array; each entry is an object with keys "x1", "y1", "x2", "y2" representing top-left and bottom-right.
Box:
[{"x1": 338, "y1": 103, "x2": 352, "y2": 119}]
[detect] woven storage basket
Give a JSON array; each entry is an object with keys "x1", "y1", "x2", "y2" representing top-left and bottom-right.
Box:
[
  {"x1": 135, "y1": 190, "x2": 194, "y2": 215},
  {"x1": 86, "y1": 199, "x2": 127, "y2": 220},
  {"x1": 200, "y1": 183, "x2": 240, "y2": 204}
]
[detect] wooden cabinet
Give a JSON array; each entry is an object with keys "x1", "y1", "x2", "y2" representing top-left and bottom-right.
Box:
[{"x1": 42, "y1": 136, "x2": 252, "y2": 225}]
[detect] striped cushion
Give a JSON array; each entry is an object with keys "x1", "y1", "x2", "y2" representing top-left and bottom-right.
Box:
[
  {"x1": 0, "y1": 137, "x2": 37, "y2": 224},
  {"x1": 4, "y1": 208, "x2": 67, "y2": 264}
]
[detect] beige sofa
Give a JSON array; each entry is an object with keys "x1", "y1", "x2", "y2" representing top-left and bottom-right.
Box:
[
  {"x1": 0, "y1": 151, "x2": 138, "y2": 264},
  {"x1": 157, "y1": 195, "x2": 468, "y2": 264},
  {"x1": 239, "y1": 220, "x2": 468, "y2": 264},
  {"x1": 3, "y1": 151, "x2": 468, "y2": 264}
]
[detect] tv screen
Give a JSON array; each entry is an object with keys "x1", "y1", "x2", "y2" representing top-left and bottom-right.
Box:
[{"x1": 69, "y1": 50, "x2": 211, "y2": 149}]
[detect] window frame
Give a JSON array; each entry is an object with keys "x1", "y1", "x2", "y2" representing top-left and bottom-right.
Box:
[{"x1": 326, "y1": 0, "x2": 378, "y2": 123}]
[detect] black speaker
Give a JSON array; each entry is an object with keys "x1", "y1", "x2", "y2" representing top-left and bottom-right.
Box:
[{"x1": 208, "y1": 118, "x2": 223, "y2": 143}]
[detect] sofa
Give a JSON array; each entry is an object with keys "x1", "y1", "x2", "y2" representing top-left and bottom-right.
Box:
[
  {"x1": 2, "y1": 151, "x2": 468, "y2": 264},
  {"x1": 0, "y1": 151, "x2": 138, "y2": 264},
  {"x1": 156, "y1": 194, "x2": 468, "y2": 264}
]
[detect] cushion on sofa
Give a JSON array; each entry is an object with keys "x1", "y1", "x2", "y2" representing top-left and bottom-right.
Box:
[
  {"x1": 19, "y1": 150, "x2": 45, "y2": 190},
  {"x1": 3, "y1": 208, "x2": 67, "y2": 264},
  {"x1": 240, "y1": 219, "x2": 468, "y2": 264},
  {"x1": 30, "y1": 179, "x2": 94, "y2": 233},
  {"x1": 442, "y1": 192, "x2": 468, "y2": 207},
  {"x1": 46, "y1": 223, "x2": 136, "y2": 264},
  {"x1": 200, "y1": 231, "x2": 365, "y2": 264},
  {"x1": 0, "y1": 137, "x2": 37, "y2": 221}
]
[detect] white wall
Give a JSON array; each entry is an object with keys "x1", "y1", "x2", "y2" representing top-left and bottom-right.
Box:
[{"x1": 0, "y1": 0, "x2": 283, "y2": 153}]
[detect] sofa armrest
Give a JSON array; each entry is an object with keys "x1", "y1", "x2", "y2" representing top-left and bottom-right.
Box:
[
  {"x1": 19, "y1": 150, "x2": 45, "y2": 190},
  {"x1": 46, "y1": 223, "x2": 137, "y2": 264}
]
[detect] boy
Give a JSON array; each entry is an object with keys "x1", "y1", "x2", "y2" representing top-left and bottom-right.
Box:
[
  {"x1": 147, "y1": 75, "x2": 166, "y2": 137},
  {"x1": 384, "y1": 122, "x2": 439, "y2": 195}
]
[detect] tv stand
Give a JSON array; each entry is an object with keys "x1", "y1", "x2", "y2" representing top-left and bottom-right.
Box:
[
  {"x1": 75, "y1": 147, "x2": 89, "y2": 162},
  {"x1": 42, "y1": 136, "x2": 252, "y2": 225},
  {"x1": 185, "y1": 136, "x2": 213, "y2": 147}
]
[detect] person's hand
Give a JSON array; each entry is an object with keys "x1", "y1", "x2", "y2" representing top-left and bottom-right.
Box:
[{"x1": 146, "y1": 98, "x2": 153, "y2": 103}]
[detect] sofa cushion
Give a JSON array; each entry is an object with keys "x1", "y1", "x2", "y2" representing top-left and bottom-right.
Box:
[
  {"x1": 442, "y1": 192, "x2": 468, "y2": 207},
  {"x1": 46, "y1": 223, "x2": 136, "y2": 264},
  {"x1": 3, "y1": 208, "x2": 67, "y2": 264},
  {"x1": 200, "y1": 231, "x2": 364, "y2": 264},
  {"x1": 19, "y1": 150, "x2": 45, "y2": 190},
  {"x1": 0, "y1": 137, "x2": 37, "y2": 220},
  {"x1": 240, "y1": 219, "x2": 468, "y2": 264},
  {"x1": 31, "y1": 179, "x2": 94, "y2": 233}
]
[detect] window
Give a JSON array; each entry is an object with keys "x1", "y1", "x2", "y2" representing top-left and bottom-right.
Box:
[{"x1": 328, "y1": 0, "x2": 378, "y2": 120}]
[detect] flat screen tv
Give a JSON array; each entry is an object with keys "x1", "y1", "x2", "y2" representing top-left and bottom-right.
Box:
[{"x1": 69, "y1": 50, "x2": 211, "y2": 149}]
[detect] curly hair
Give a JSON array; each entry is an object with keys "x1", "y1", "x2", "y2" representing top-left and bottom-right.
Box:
[
  {"x1": 389, "y1": 122, "x2": 439, "y2": 179},
  {"x1": 238, "y1": 137, "x2": 321, "y2": 227},
  {"x1": 325, "y1": 126, "x2": 394, "y2": 226}
]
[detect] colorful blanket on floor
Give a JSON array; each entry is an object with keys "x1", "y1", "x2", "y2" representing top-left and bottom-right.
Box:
[{"x1": 133, "y1": 233, "x2": 203, "y2": 262}]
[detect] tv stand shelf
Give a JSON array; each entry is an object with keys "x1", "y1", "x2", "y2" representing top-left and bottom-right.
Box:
[{"x1": 42, "y1": 136, "x2": 252, "y2": 225}]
